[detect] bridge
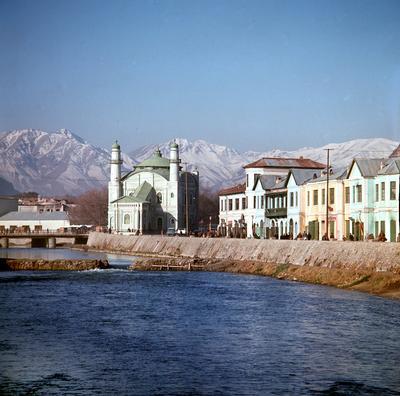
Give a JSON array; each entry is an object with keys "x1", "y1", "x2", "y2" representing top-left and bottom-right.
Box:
[{"x1": 0, "y1": 232, "x2": 89, "y2": 248}]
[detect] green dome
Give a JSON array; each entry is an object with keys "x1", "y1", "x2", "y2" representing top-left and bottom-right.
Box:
[
  {"x1": 135, "y1": 149, "x2": 170, "y2": 169},
  {"x1": 112, "y1": 140, "x2": 120, "y2": 149}
]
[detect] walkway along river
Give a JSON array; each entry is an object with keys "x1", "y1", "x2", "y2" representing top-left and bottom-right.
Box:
[
  {"x1": 0, "y1": 248, "x2": 400, "y2": 394},
  {"x1": 88, "y1": 232, "x2": 400, "y2": 298}
]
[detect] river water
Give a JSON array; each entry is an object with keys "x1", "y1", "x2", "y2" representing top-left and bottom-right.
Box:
[{"x1": 0, "y1": 248, "x2": 399, "y2": 395}]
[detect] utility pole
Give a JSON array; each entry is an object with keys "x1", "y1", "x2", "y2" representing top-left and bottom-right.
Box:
[{"x1": 324, "y1": 148, "x2": 333, "y2": 240}]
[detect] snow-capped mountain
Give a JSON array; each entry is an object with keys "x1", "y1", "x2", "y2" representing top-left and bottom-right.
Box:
[
  {"x1": 0, "y1": 129, "x2": 398, "y2": 196},
  {"x1": 0, "y1": 129, "x2": 134, "y2": 196},
  {"x1": 130, "y1": 137, "x2": 399, "y2": 190},
  {"x1": 129, "y1": 138, "x2": 248, "y2": 191}
]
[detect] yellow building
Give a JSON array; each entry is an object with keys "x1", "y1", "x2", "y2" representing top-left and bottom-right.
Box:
[{"x1": 302, "y1": 169, "x2": 347, "y2": 240}]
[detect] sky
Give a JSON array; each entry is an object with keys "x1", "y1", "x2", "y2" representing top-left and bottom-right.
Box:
[{"x1": 0, "y1": 0, "x2": 400, "y2": 152}]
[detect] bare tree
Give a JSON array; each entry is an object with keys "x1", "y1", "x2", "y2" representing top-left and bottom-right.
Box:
[
  {"x1": 198, "y1": 190, "x2": 219, "y2": 225},
  {"x1": 69, "y1": 188, "x2": 108, "y2": 226}
]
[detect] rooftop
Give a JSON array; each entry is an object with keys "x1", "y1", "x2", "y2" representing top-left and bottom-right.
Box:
[
  {"x1": 0, "y1": 211, "x2": 69, "y2": 221},
  {"x1": 243, "y1": 157, "x2": 326, "y2": 170},
  {"x1": 219, "y1": 183, "x2": 246, "y2": 196}
]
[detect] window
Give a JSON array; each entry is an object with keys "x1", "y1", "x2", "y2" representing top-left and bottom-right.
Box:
[
  {"x1": 329, "y1": 221, "x2": 335, "y2": 238},
  {"x1": 352, "y1": 186, "x2": 355, "y2": 203},
  {"x1": 295, "y1": 192, "x2": 298, "y2": 207},
  {"x1": 375, "y1": 184, "x2": 379, "y2": 201},
  {"x1": 246, "y1": 174, "x2": 249, "y2": 187},
  {"x1": 242, "y1": 197, "x2": 246, "y2": 209},
  {"x1": 375, "y1": 221, "x2": 379, "y2": 238},
  {"x1": 307, "y1": 191, "x2": 310, "y2": 206},
  {"x1": 156, "y1": 192, "x2": 162, "y2": 203},
  {"x1": 390, "y1": 181, "x2": 396, "y2": 200},
  {"x1": 254, "y1": 174, "x2": 260, "y2": 188},
  {"x1": 220, "y1": 199, "x2": 223, "y2": 211},
  {"x1": 235, "y1": 198, "x2": 239, "y2": 210},
  {"x1": 321, "y1": 188, "x2": 325, "y2": 205},
  {"x1": 380, "y1": 220, "x2": 385, "y2": 235},
  {"x1": 261, "y1": 196, "x2": 264, "y2": 209},
  {"x1": 228, "y1": 199, "x2": 233, "y2": 211},
  {"x1": 290, "y1": 192, "x2": 294, "y2": 207},
  {"x1": 381, "y1": 182, "x2": 385, "y2": 201},
  {"x1": 123, "y1": 214, "x2": 130, "y2": 225},
  {"x1": 329, "y1": 188, "x2": 335, "y2": 205},
  {"x1": 356, "y1": 185, "x2": 362, "y2": 203},
  {"x1": 345, "y1": 187, "x2": 350, "y2": 204},
  {"x1": 313, "y1": 190, "x2": 318, "y2": 205},
  {"x1": 253, "y1": 196, "x2": 256, "y2": 209}
]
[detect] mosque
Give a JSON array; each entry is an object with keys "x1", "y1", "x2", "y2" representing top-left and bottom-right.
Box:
[{"x1": 108, "y1": 141, "x2": 199, "y2": 234}]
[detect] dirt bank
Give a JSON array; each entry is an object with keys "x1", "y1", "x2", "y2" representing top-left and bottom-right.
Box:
[
  {"x1": 88, "y1": 232, "x2": 400, "y2": 298},
  {"x1": 0, "y1": 258, "x2": 109, "y2": 271}
]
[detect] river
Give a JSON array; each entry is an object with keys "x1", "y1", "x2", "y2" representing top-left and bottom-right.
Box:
[{"x1": 0, "y1": 248, "x2": 399, "y2": 395}]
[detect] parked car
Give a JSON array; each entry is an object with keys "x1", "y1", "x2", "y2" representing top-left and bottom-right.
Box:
[{"x1": 166, "y1": 227, "x2": 176, "y2": 236}]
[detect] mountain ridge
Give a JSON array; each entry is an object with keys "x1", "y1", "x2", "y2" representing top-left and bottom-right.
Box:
[{"x1": 0, "y1": 129, "x2": 398, "y2": 195}]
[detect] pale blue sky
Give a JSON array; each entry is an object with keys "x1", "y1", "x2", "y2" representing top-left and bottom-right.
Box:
[{"x1": 1, "y1": 0, "x2": 399, "y2": 151}]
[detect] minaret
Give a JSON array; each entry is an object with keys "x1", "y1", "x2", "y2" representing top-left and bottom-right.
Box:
[
  {"x1": 108, "y1": 141, "x2": 122, "y2": 204},
  {"x1": 168, "y1": 140, "x2": 180, "y2": 229},
  {"x1": 169, "y1": 141, "x2": 179, "y2": 182}
]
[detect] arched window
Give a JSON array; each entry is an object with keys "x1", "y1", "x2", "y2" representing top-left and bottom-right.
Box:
[
  {"x1": 157, "y1": 192, "x2": 162, "y2": 203},
  {"x1": 171, "y1": 192, "x2": 174, "y2": 198},
  {"x1": 124, "y1": 214, "x2": 130, "y2": 225}
]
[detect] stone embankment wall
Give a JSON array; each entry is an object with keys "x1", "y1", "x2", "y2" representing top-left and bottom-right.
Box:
[
  {"x1": 88, "y1": 232, "x2": 400, "y2": 297},
  {"x1": 88, "y1": 232, "x2": 400, "y2": 272},
  {"x1": 0, "y1": 258, "x2": 109, "y2": 271}
]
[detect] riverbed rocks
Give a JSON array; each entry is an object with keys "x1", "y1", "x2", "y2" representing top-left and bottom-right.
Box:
[{"x1": 0, "y1": 258, "x2": 109, "y2": 271}]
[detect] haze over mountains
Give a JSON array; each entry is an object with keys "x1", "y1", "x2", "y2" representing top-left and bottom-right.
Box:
[{"x1": 0, "y1": 129, "x2": 397, "y2": 196}]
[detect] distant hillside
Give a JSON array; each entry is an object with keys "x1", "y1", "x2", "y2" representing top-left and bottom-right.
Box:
[
  {"x1": 0, "y1": 176, "x2": 18, "y2": 195},
  {"x1": 0, "y1": 128, "x2": 398, "y2": 195}
]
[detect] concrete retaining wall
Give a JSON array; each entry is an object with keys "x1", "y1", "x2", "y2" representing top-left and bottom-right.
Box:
[{"x1": 88, "y1": 233, "x2": 400, "y2": 274}]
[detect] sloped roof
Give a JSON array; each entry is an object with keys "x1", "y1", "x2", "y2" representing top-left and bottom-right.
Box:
[
  {"x1": 111, "y1": 196, "x2": 147, "y2": 204},
  {"x1": 378, "y1": 158, "x2": 400, "y2": 175},
  {"x1": 133, "y1": 181, "x2": 154, "y2": 201},
  {"x1": 219, "y1": 183, "x2": 246, "y2": 196},
  {"x1": 243, "y1": 157, "x2": 325, "y2": 169},
  {"x1": 306, "y1": 167, "x2": 347, "y2": 184},
  {"x1": 349, "y1": 158, "x2": 384, "y2": 177},
  {"x1": 258, "y1": 175, "x2": 281, "y2": 190},
  {"x1": 389, "y1": 144, "x2": 400, "y2": 158},
  {"x1": 112, "y1": 181, "x2": 155, "y2": 204},
  {"x1": 287, "y1": 169, "x2": 321, "y2": 186},
  {"x1": 0, "y1": 211, "x2": 69, "y2": 221}
]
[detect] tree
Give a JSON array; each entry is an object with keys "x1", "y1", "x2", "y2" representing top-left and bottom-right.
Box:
[
  {"x1": 198, "y1": 190, "x2": 219, "y2": 226},
  {"x1": 69, "y1": 188, "x2": 108, "y2": 226}
]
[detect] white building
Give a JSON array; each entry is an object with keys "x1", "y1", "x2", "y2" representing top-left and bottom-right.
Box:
[
  {"x1": 0, "y1": 211, "x2": 70, "y2": 232},
  {"x1": 108, "y1": 141, "x2": 199, "y2": 234},
  {"x1": 219, "y1": 183, "x2": 246, "y2": 237}
]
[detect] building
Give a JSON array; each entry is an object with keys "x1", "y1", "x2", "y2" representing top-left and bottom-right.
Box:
[
  {"x1": 373, "y1": 156, "x2": 400, "y2": 242},
  {"x1": 108, "y1": 141, "x2": 199, "y2": 234},
  {"x1": 285, "y1": 169, "x2": 321, "y2": 238},
  {"x1": 219, "y1": 156, "x2": 326, "y2": 238},
  {"x1": 18, "y1": 197, "x2": 70, "y2": 213},
  {"x1": 0, "y1": 211, "x2": 70, "y2": 233},
  {"x1": 219, "y1": 183, "x2": 246, "y2": 237},
  {"x1": 303, "y1": 168, "x2": 347, "y2": 240}
]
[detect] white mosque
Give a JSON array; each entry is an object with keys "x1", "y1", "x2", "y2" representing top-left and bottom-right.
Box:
[{"x1": 108, "y1": 141, "x2": 199, "y2": 234}]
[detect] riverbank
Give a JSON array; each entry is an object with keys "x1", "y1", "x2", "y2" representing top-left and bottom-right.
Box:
[
  {"x1": 88, "y1": 232, "x2": 400, "y2": 298},
  {"x1": 0, "y1": 258, "x2": 109, "y2": 271}
]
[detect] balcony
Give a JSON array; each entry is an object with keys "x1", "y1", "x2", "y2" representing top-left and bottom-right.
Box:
[{"x1": 265, "y1": 207, "x2": 287, "y2": 218}]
